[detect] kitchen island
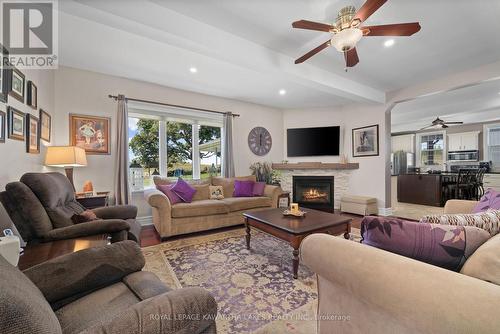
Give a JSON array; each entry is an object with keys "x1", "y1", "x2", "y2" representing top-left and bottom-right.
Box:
[{"x1": 397, "y1": 173, "x2": 457, "y2": 207}]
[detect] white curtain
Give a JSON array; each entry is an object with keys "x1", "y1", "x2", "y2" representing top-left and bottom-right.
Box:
[
  {"x1": 114, "y1": 95, "x2": 130, "y2": 205},
  {"x1": 222, "y1": 112, "x2": 235, "y2": 177}
]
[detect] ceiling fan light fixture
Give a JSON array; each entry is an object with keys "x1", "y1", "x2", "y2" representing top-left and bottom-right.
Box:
[
  {"x1": 335, "y1": 6, "x2": 357, "y2": 30},
  {"x1": 350, "y1": 18, "x2": 361, "y2": 28},
  {"x1": 384, "y1": 39, "x2": 395, "y2": 47},
  {"x1": 330, "y1": 28, "x2": 363, "y2": 52}
]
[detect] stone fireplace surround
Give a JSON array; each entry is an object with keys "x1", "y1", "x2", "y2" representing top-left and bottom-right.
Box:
[{"x1": 273, "y1": 163, "x2": 359, "y2": 210}]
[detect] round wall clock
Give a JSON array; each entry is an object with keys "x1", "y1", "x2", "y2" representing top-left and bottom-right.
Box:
[{"x1": 248, "y1": 126, "x2": 272, "y2": 156}]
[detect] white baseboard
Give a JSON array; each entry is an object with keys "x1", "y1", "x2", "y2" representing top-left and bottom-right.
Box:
[
  {"x1": 378, "y1": 207, "x2": 393, "y2": 216},
  {"x1": 136, "y1": 216, "x2": 153, "y2": 226}
]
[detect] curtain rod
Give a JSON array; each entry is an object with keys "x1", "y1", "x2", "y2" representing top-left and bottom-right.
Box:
[{"x1": 108, "y1": 95, "x2": 240, "y2": 117}]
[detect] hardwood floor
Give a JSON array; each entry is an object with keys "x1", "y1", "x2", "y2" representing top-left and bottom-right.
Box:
[{"x1": 139, "y1": 211, "x2": 363, "y2": 247}]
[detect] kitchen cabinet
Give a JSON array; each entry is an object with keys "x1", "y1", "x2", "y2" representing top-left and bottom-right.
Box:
[
  {"x1": 483, "y1": 174, "x2": 500, "y2": 191},
  {"x1": 447, "y1": 131, "x2": 479, "y2": 151}
]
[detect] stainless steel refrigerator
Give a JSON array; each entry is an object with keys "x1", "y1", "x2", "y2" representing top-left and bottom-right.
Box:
[{"x1": 391, "y1": 151, "x2": 415, "y2": 175}]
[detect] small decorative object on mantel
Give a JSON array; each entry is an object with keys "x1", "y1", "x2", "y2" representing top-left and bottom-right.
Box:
[
  {"x1": 340, "y1": 154, "x2": 349, "y2": 164},
  {"x1": 248, "y1": 126, "x2": 272, "y2": 156},
  {"x1": 352, "y1": 124, "x2": 379, "y2": 157}
]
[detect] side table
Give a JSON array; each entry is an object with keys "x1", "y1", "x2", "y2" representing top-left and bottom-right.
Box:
[
  {"x1": 277, "y1": 191, "x2": 290, "y2": 208},
  {"x1": 76, "y1": 195, "x2": 109, "y2": 209}
]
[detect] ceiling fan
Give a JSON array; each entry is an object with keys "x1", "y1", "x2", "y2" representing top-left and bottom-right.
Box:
[
  {"x1": 419, "y1": 117, "x2": 464, "y2": 131},
  {"x1": 292, "y1": 0, "x2": 421, "y2": 69}
]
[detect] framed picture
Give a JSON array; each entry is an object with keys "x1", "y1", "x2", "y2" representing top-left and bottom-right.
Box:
[
  {"x1": 26, "y1": 114, "x2": 40, "y2": 154},
  {"x1": 0, "y1": 110, "x2": 5, "y2": 143},
  {"x1": 9, "y1": 68, "x2": 25, "y2": 103},
  {"x1": 27, "y1": 81, "x2": 37, "y2": 109},
  {"x1": 352, "y1": 124, "x2": 379, "y2": 157},
  {"x1": 70, "y1": 114, "x2": 111, "y2": 155},
  {"x1": 0, "y1": 47, "x2": 9, "y2": 103},
  {"x1": 7, "y1": 106, "x2": 25, "y2": 141},
  {"x1": 39, "y1": 109, "x2": 51, "y2": 142}
]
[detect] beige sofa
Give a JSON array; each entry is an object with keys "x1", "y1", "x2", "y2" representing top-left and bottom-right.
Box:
[
  {"x1": 145, "y1": 175, "x2": 282, "y2": 239},
  {"x1": 301, "y1": 199, "x2": 500, "y2": 334}
]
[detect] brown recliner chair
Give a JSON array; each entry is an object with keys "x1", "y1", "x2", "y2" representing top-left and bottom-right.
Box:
[
  {"x1": 0, "y1": 172, "x2": 141, "y2": 243},
  {"x1": 0, "y1": 241, "x2": 217, "y2": 334}
]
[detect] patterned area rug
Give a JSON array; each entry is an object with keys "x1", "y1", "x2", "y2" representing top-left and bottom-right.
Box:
[{"x1": 143, "y1": 227, "x2": 361, "y2": 334}]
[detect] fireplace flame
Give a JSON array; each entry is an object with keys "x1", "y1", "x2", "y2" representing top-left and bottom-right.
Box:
[{"x1": 302, "y1": 188, "x2": 328, "y2": 201}]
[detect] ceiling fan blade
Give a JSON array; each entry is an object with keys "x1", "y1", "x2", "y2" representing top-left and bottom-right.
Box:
[
  {"x1": 443, "y1": 121, "x2": 464, "y2": 125},
  {"x1": 353, "y1": 0, "x2": 387, "y2": 23},
  {"x1": 362, "y1": 22, "x2": 421, "y2": 36},
  {"x1": 292, "y1": 20, "x2": 334, "y2": 32},
  {"x1": 344, "y1": 47, "x2": 359, "y2": 67},
  {"x1": 418, "y1": 125, "x2": 434, "y2": 131},
  {"x1": 442, "y1": 124, "x2": 449, "y2": 129},
  {"x1": 295, "y1": 40, "x2": 330, "y2": 64}
]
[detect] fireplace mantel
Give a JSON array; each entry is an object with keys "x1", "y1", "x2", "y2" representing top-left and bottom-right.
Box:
[{"x1": 272, "y1": 162, "x2": 359, "y2": 170}]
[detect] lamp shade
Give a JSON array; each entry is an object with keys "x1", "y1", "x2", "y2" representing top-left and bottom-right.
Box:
[{"x1": 45, "y1": 146, "x2": 87, "y2": 167}]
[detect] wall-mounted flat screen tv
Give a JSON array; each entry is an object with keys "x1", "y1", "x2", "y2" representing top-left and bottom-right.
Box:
[{"x1": 287, "y1": 126, "x2": 340, "y2": 157}]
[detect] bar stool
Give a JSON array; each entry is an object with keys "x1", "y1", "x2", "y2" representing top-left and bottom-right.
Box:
[
  {"x1": 473, "y1": 167, "x2": 486, "y2": 200},
  {"x1": 448, "y1": 169, "x2": 475, "y2": 200}
]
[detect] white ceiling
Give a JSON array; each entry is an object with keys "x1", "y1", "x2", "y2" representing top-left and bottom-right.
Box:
[
  {"x1": 391, "y1": 78, "x2": 500, "y2": 133},
  {"x1": 58, "y1": 0, "x2": 500, "y2": 109}
]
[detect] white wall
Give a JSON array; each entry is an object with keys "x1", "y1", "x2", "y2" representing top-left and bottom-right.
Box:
[
  {"x1": 53, "y1": 66, "x2": 283, "y2": 217},
  {"x1": 0, "y1": 69, "x2": 55, "y2": 189},
  {"x1": 283, "y1": 104, "x2": 388, "y2": 208}
]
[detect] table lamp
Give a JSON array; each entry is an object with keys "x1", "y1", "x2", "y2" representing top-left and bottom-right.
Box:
[{"x1": 45, "y1": 146, "x2": 87, "y2": 191}]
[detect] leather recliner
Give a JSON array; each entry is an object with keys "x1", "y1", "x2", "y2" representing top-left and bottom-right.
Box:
[
  {"x1": 0, "y1": 172, "x2": 141, "y2": 243},
  {"x1": 0, "y1": 240, "x2": 217, "y2": 334}
]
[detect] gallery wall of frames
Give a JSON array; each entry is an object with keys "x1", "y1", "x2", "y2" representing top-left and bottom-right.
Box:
[{"x1": 0, "y1": 48, "x2": 52, "y2": 154}]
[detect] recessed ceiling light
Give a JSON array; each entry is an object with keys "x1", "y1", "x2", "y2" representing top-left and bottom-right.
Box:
[
  {"x1": 384, "y1": 39, "x2": 395, "y2": 47},
  {"x1": 279, "y1": 89, "x2": 287, "y2": 95},
  {"x1": 189, "y1": 67, "x2": 198, "y2": 73}
]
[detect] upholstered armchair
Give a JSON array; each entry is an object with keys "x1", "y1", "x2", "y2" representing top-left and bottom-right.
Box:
[
  {"x1": 301, "y1": 233, "x2": 500, "y2": 334},
  {"x1": 0, "y1": 172, "x2": 141, "y2": 243},
  {"x1": 0, "y1": 241, "x2": 217, "y2": 334}
]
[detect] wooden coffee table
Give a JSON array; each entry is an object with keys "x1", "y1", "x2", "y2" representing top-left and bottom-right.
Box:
[{"x1": 243, "y1": 208, "x2": 351, "y2": 279}]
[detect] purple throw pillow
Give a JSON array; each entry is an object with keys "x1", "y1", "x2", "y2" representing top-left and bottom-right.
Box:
[
  {"x1": 234, "y1": 180, "x2": 255, "y2": 197},
  {"x1": 157, "y1": 184, "x2": 182, "y2": 204},
  {"x1": 472, "y1": 188, "x2": 500, "y2": 213},
  {"x1": 252, "y1": 182, "x2": 266, "y2": 197},
  {"x1": 361, "y1": 216, "x2": 489, "y2": 271},
  {"x1": 170, "y1": 178, "x2": 196, "y2": 203}
]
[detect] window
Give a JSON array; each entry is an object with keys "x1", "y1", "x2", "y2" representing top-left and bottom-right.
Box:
[
  {"x1": 127, "y1": 106, "x2": 223, "y2": 191},
  {"x1": 485, "y1": 124, "x2": 500, "y2": 172},
  {"x1": 199, "y1": 125, "x2": 221, "y2": 179},
  {"x1": 128, "y1": 117, "x2": 159, "y2": 190},
  {"x1": 166, "y1": 121, "x2": 193, "y2": 179},
  {"x1": 418, "y1": 132, "x2": 444, "y2": 167}
]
